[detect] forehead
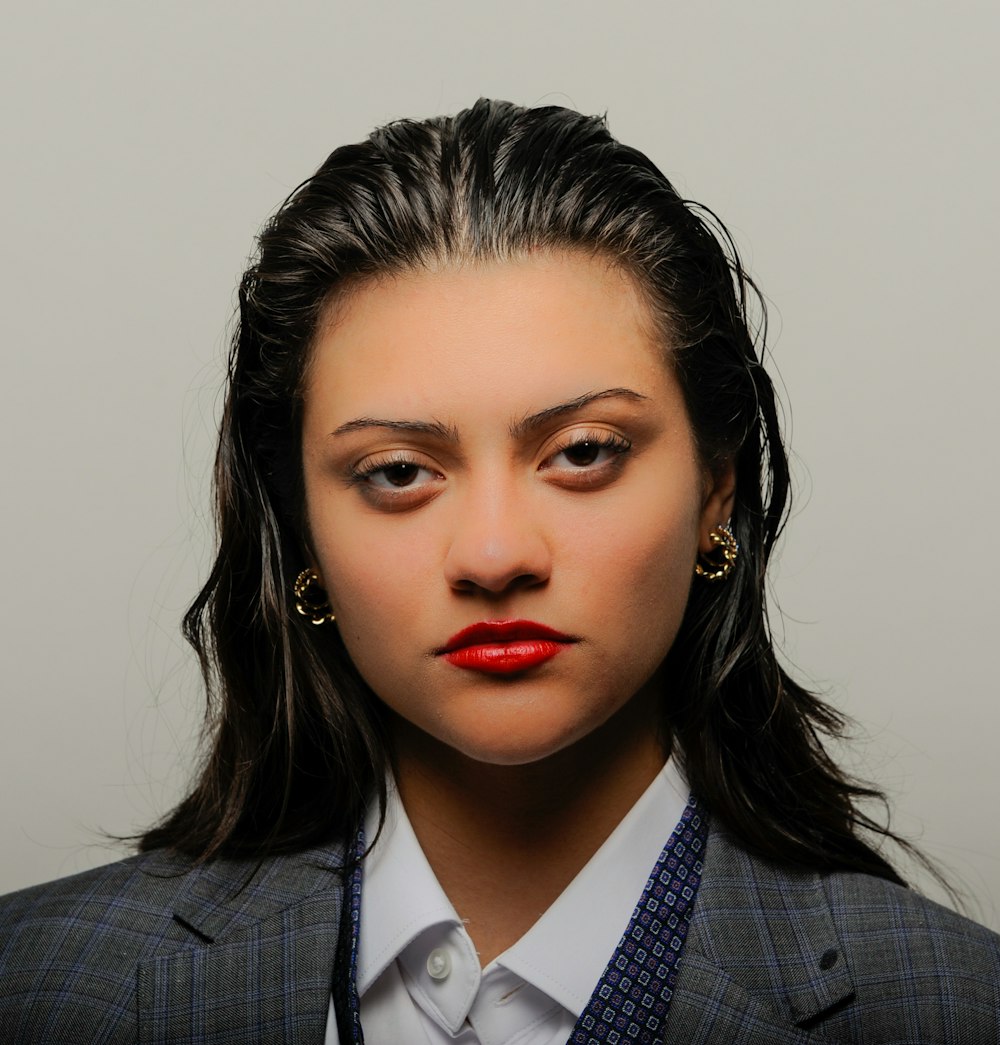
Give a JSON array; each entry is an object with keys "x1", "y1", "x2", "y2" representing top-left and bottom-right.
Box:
[{"x1": 304, "y1": 251, "x2": 673, "y2": 424}]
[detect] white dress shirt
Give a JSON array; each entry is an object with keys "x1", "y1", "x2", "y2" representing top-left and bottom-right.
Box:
[{"x1": 325, "y1": 760, "x2": 689, "y2": 1045}]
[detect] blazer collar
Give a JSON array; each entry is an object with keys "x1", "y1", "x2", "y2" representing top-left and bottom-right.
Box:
[
  {"x1": 130, "y1": 825, "x2": 859, "y2": 1043},
  {"x1": 668, "y1": 825, "x2": 854, "y2": 1042},
  {"x1": 135, "y1": 843, "x2": 348, "y2": 1044}
]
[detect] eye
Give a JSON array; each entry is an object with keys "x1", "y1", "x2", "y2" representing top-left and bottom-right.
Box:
[
  {"x1": 554, "y1": 439, "x2": 618, "y2": 468},
  {"x1": 349, "y1": 453, "x2": 444, "y2": 508},
  {"x1": 541, "y1": 430, "x2": 632, "y2": 487},
  {"x1": 367, "y1": 461, "x2": 431, "y2": 489}
]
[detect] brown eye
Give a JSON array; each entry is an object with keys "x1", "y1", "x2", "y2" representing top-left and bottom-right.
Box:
[
  {"x1": 352, "y1": 456, "x2": 443, "y2": 502},
  {"x1": 562, "y1": 440, "x2": 603, "y2": 467},
  {"x1": 540, "y1": 431, "x2": 632, "y2": 487},
  {"x1": 549, "y1": 433, "x2": 630, "y2": 470},
  {"x1": 380, "y1": 462, "x2": 421, "y2": 487}
]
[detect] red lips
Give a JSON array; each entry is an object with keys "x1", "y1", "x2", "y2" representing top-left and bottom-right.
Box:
[{"x1": 438, "y1": 620, "x2": 575, "y2": 675}]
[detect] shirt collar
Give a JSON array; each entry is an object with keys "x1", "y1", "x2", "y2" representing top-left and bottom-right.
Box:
[
  {"x1": 495, "y1": 758, "x2": 688, "y2": 1014},
  {"x1": 357, "y1": 781, "x2": 466, "y2": 995},
  {"x1": 356, "y1": 759, "x2": 690, "y2": 1019}
]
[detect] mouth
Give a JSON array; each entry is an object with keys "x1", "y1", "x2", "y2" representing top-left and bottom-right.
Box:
[{"x1": 437, "y1": 620, "x2": 577, "y2": 675}]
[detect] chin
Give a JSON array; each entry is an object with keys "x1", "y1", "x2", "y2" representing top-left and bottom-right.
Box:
[
  {"x1": 443, "y1": 714, "x2": 602, "y2": 769},
  {"x1": 456, "y1": 740, "x2": 575, "y2": 768}
]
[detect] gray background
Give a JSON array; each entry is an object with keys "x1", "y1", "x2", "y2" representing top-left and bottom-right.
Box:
[{"x1": 2, "y1": 1, "x2": 997, "y2": 928}]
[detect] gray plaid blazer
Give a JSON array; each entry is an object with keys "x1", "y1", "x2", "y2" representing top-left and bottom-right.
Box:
[{"x1": 2, "y1": 825, "x2": 998, "y2": 1044}]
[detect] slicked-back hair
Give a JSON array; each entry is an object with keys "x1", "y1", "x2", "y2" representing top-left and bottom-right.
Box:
[{"x1": 142, "y1": 99, "x2": 905, "y2": 884}]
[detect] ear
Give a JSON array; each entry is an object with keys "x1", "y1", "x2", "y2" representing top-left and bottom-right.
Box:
[
  {"x1": 301, "y1": 537, "x2": 324, "y2": 587},
  {"x1": 698, "y1": 459, "x2": 737, "y2": 554}
]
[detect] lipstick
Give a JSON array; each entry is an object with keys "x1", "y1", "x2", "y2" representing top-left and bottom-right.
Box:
[{"x1": 438, "y1": 620, "x2": 575, "y2": 675}]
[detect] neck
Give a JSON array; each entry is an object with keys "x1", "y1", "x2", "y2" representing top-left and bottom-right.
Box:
[{"x1": 389, "y1": 691, "x2": 666, "y2": 964}]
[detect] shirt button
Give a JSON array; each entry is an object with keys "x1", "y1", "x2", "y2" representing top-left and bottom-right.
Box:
[{"x1": 426, "y1": 947, "x2": 452, "y2": 980}]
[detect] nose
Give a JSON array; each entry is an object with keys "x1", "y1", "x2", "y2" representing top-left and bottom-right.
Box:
[{"x1": 443, "y1": 475, "x2": 552, "y2": 596}]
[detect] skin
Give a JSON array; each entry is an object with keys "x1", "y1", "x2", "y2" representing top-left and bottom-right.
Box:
[{"x1": 301, "y1": 250, "x2": 734, "y2": 963}]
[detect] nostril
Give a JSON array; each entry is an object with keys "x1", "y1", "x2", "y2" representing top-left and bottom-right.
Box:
[
  {"x1": 443, "y1": 527, "x2": 552, "y2": 594},
  {"x1": 450, "y1": 571, "x2": 547, "y2": 596}
]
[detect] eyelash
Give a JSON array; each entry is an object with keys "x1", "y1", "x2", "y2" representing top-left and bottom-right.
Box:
[
  {"x1": 347, "y1": 430, "x2": 633, "y2": 507},
  {"x1": 545, "y1": 430, "x2": 632, "y2": 470},
  {"x1": 348, "y1": 452, "x2": 436, "y2": 489}
]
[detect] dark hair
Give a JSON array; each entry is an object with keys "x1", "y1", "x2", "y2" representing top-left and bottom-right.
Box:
[{"x1": 141, "y1": 98, "x2": 905, "y2": 884}]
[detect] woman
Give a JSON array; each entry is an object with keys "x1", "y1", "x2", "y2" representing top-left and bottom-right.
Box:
[{"x1": 1, "y1": 99, "x2": 997, "y2": 1044}]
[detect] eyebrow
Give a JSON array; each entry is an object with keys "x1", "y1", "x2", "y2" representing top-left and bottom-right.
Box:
[
  {"x1": 331, "y1": 417, "x2": 459, "y2": 439},
  {"x1": 509, "y1": 387, "x2": 649, "y2": 437},
  {"x1": 330, "y1": 387, "x2": 648, "y2": 441}
]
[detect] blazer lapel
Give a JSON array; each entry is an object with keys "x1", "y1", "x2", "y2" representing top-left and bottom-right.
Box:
[
  {"x1": 665, "y1": 826, "x2": 854, "y2": 1043},
  {"x1": 136, "y1": 846, "x2": 347, "y2": 1044},
  {"x1": 664, "y1": 953, "x2": 824, "y2": 1044}
]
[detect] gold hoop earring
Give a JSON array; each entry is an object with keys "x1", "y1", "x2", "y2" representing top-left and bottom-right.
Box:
[
  {"x1": 293, "y1": 568, "x2": 336, "y2": 624},
  {"x1": 694, "y1": 524, "x2": 738, "y2": 583}
]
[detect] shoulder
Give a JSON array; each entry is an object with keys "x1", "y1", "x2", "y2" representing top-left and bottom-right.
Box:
[
  {"x1": 822, "y1": 865, "x2": 1000, "y2": 1007},
  {"x1": 0, "y1": 849, "x2": 201, "y2": 976},
  {"x1": 0, "y1": 839, "x2": 351, "y2": 940},
  {"x1": 3, "y1": 847, "x2": 192, "y2": 919},
  {"x1": 677, "y1": 825, "x2": 1000, "y2": 1044},
  {"x1": 0, "y1": 851, "x2": 203, "y2": 1043},
  {"x1": 0, "y1": 843, "x2": 349, "y2": 1043}
]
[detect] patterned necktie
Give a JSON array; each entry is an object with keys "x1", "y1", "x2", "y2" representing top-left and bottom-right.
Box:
[
  {"x1": 568, "y1": 797, "x2": 708, "y2": 1044},
  {"x1": 336, "y1": 797, "x2": 708, "y2": 1045}
]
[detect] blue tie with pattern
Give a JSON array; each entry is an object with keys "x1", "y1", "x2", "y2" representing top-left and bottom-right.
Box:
[{"x1": 568, "y1": 797, "x2": 707, "y2": 1043}]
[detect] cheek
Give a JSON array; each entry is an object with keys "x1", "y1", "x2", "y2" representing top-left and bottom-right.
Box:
[
  {"x1": 310, "y1": 514, "x2": 436, "y2": 665},
  {"x1": 581, "y1": 484, "x2": 701, "y2": 591},
  {"x1": 321, "y1": 539, "x2": 422, "y2": 622},
  {"x1": 579, "y1": 497, "x2": 701, "y2": 663}
]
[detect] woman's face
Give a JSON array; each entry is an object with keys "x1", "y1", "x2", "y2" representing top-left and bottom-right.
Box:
[{"x1": 301, "y1": 251, "x2": 733, "y2": 768}]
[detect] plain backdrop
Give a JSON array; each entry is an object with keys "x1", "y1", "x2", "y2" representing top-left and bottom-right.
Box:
[{"x1": 2, "y1": 1, "x2": 997, "y2": 929}]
